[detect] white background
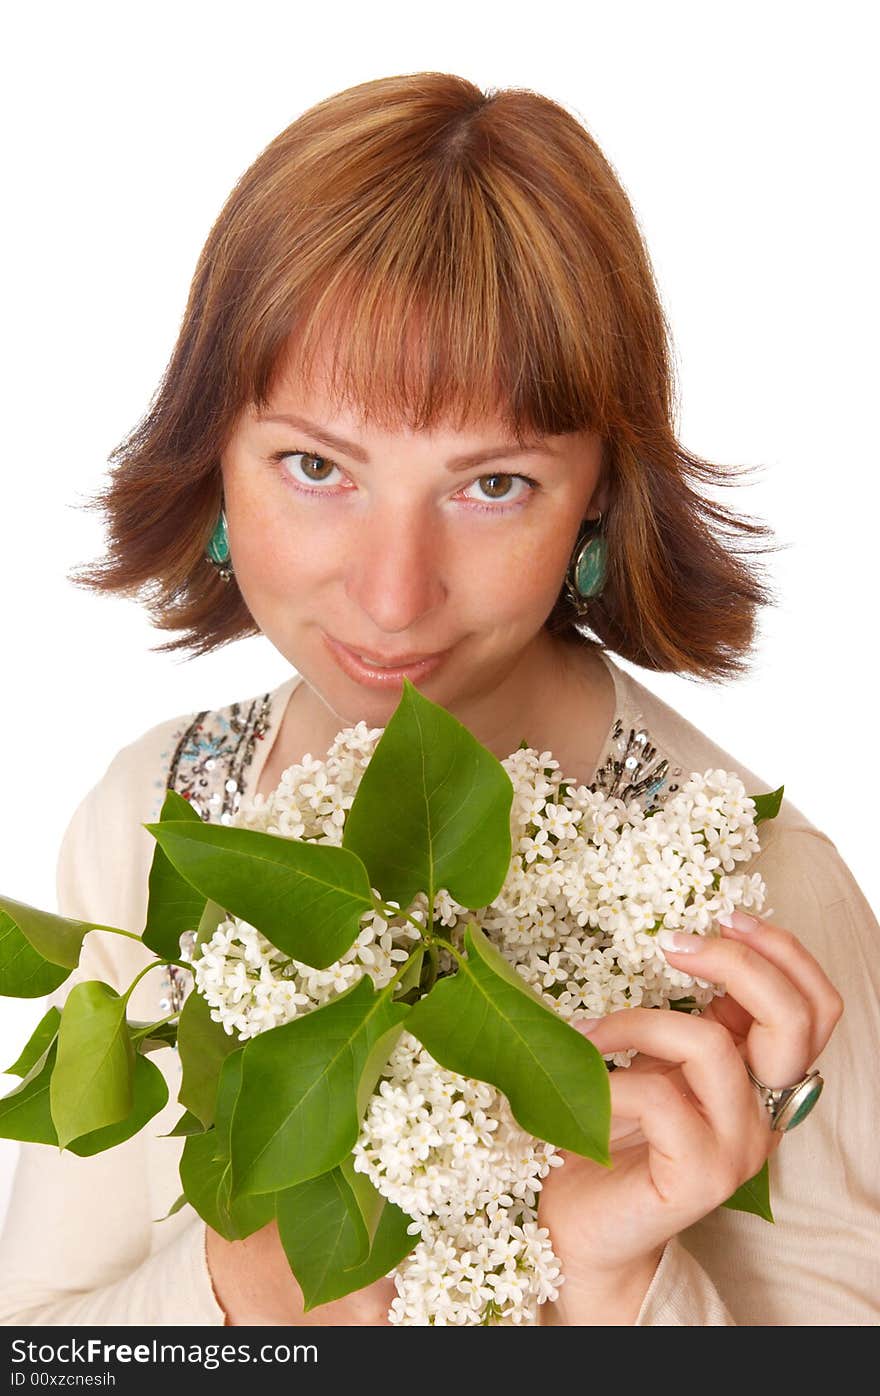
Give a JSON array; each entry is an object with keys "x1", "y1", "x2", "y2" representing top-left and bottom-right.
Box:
[{"x1": 2, "y1": 0, "x2": 877, "y2": 1239}]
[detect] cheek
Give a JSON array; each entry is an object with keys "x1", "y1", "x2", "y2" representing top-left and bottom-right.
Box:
[
  {"x1": 462, "y1": 527, "x2": 571, "y2": 625},
  {"x1": 225, "y1": 492, "x2": 333, "y2": 609}
]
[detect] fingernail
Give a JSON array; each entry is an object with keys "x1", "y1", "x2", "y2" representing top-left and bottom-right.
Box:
[
  {"x1": 718, "y1": 910, "x2": 760, "y2": 932},
  {"x1": 657, "y1": 929, "x2": 704, "y2": 954},
  {"x1": 574, "y1": 1017, "x2": 602, "y2": 1035}
]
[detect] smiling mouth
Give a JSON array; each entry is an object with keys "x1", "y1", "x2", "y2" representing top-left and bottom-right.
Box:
[
  {"x1": 339, "y1": 644, "x2": 446, "y2": 667},
  {"x1": 323, "y1": 633, "x2": 452, "y2": 683}
]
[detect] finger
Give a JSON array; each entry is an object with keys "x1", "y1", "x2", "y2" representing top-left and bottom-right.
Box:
[
  {"x1": 716, "y1": 912, "x2": 844, "y2": 1055},
  {"x1": 605, "y1": 1067, "x2": 713, "y2": 1169},
  {"x1": 606, "y1": 1066, "x2": 779, "y2": 1195},
  {"x1": 658, "y1": 931, "x2": 813, "y2": 1087},
  {"x1": 578, "y1": 1008, "x2": 763, "y2": 1156},
  {"x1": 699, "y1": 991, "x2": 753, "y2": 1042}
]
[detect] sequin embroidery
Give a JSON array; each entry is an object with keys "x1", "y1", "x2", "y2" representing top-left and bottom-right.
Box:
[
  {"x1": 589, "y1": 716, "x2": 682, "y2": 813},
  {"x1": 167, "y1": 693, "x2": 274, "y2": 824},
  {"x1": 157, "y1": 690, "x2": 274, "y2": 1013}
]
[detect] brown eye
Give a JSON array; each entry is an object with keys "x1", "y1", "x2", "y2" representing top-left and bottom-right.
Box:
[
  {"x1": 479, "y1": 473, "x2": 515, "y2": 498},
  {"x1": 272, "y1": 449, "x2": 344, "y2": 488},
  {"x1": 460, "y1": 472, "x2": 537, "y2": 510},
  {"x1": 297, "y1": 452, "x2": 335, "y2": 481}
]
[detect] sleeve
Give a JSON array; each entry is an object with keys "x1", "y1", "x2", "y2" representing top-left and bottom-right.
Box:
[
  {"x1": 634, "y1": 1238, "x2": 736, "y2": 1325},
  {"x1": 661, "y1": 821, "x2": 880, "y2": 1325},
  {"x1": 0, "y1": 729, "x2": 227, "y2": 1327}
]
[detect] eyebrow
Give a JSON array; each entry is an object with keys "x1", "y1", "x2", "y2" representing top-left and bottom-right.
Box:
[{"x1": 256, "y1": 412, "x2": 554, "y2": 471}]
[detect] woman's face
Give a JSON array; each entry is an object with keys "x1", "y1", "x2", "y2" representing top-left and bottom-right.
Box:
[{"x1": 220, "y1": 361, "x2": 607, "y2": 734}]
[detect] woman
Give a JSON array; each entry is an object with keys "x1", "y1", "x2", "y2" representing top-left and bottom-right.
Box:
[{"x1": 0, "y1": 72, "x2": 875, "y2": 1326}]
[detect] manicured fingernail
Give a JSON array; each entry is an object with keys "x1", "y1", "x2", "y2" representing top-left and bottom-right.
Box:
[
  {"x1": 657, "y1": 929, "x2": 703, "y2": 954},
  {"x1": 718, "y1": 910, "x2": 760, "y2": 932},
  {"x1": 574, "y1": 1017, "x2": 602, "y2": 1035}
]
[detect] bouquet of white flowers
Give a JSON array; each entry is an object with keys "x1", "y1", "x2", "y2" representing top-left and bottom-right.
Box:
[
  {"x1": 0, "y1": 680, "x2": 780, "y2": 1326},
  {"x1": 190, "y1": 701, "x2": 774, "y2": 1325}
]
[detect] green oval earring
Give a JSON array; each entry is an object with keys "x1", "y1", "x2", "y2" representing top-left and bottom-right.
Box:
[
  {"x1": 206, "y1": 508, "x2": 232, "y2": 581},
  {"x1": 565, "y1": 512, "x2": 606, "y2": 613}
]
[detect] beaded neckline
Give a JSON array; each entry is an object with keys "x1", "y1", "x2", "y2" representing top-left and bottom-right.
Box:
[
  {"x1": 161, "y1": 691, "x2": 275, "y2": 824},
  {"x1": 158, "y1": 659, "x2": 682, "y2": 828}
]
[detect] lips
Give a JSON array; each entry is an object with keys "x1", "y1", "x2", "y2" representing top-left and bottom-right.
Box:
[
  {"x1": 322, "y1": 632, "x2": 451, "y2": 688},
  {"x1": 341, "y1": 644, "x2": 444, "y2": 667}
]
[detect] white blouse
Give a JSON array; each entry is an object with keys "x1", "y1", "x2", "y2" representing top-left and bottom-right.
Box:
[{"x1": 1, "y1": 650, "x2": 877, "y2": 1325}]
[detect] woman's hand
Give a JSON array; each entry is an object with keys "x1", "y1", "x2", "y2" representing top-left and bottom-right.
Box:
[
  {"x1": 536, "y1": 910, "x2": 844, "y2": 1324},
  {"x1": 205, "y1": 1219, "x2": 396, "y2": 1326}
]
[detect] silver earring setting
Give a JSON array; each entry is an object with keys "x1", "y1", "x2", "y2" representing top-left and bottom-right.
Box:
[
  {"x1": 206, "y1": 508, "x2": 233, "y2": 583},
  {"x1": 564, "y1": 511, "x2": 607, "y2": 615}
]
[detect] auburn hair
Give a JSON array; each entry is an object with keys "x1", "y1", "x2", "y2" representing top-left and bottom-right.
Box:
[{"x1": 69, "y1": 71, "x2": 781, "y2": 680}]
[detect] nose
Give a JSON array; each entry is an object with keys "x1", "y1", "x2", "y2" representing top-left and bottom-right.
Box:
[{"x1": 343, "y1": 501, "x2": 447, "y2": 635}]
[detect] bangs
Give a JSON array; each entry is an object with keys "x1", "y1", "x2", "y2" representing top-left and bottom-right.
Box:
[{"x1": 241, "y1": 162, "x2": 621, "y2": 446}]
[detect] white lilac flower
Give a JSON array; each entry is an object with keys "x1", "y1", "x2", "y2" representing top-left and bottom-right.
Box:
[{"x1": 186, "y1": 723, "x2": 768, "y2": 1324}]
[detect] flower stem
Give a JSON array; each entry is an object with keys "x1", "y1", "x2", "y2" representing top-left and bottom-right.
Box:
[
  {"x1": 83, "y1": 922, "x2": 156, "y2": 945},
  {"x1": 425, "y1": 932, "x2": 464, "y2": 966},
  {"x1": 129, "y1": 1012, "x2": 180, "y2": 1043},
  {"x1": 121, "y1": 958, "x2": 190, "y2": 1007},
  {"x1": 372, "y1": 896, "x2": 430, "y2": 938}
]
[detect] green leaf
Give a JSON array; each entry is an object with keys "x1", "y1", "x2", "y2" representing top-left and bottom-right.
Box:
[
  {"x1": 142, "y1": 820, "x2": 375, "y2": 971},
  {"x1": 194, "y1": 898, "x2": 229, "y2": 954},
  {"x1": 2, "y1": 1037, "x2": 160, "y2": 1156},
  {"x1": 393, "y1": 946, "x2": 425, "y2": 1002},
  {"x1": 276, "y1": 1168, "x2": 417, "y2": 1310},
  {"x1": 0, "y1": 1042, "x2": 59, "y2": 1144},
  {"x1": 752, "y1": 786, "x2": 784, "y2": 825},
  {"x1": 338, "y1": 1020, "x2": 409, "y2": 1251},
  {"x1": 227, "y1": 976, "x2": 409, "y2": 1200},
  {"x1": 338, "y1": 1151, "x2": 385, "y2": 1256},
  {"x1": 130, "y1": 1019, "x2": 179, "y2": 1054},
  {"x1": 0, "y1": 895, "x2": 93, "y2": 971},
  {"x1": 334, "y1": 1196, "x2": 418, "y2": 1289},
  {"x1": 162, "y1": 1109, "x2": 207, "y2": 1137},
  {"x1": 276, "y1": 1167, "x2": 369, "y2": 1307},
  {"x1": 354, "y1": 1022, "x2": 408, "y2": 1125},
  {"x1": 342, "y1": 677, "x2": 514, "y2": 909},
  {"x1": 178, "y1": 1129, "x2": 248, "y2": 1238},
  {"x1": 406, "y1": 922, "x2": 611, "y2": 1164},
  {"x1": 50, "y1": 981, "x2": 135, "y2": 1149},
  {"x1": 154, "y1": 1191, "x2": 188, "y2": 1223},
  {"x1": 179, "y1": 1052, "x2": 275, "y2": 1241},
  {"x1": 212, "y1": 1049, "x2": 264, "y2": 1235},
  {"x1": 3, "y1": 1006, "x2": 60, "y2": 1076},
  {"x1": 176, "y1": 987, "x2": 241, "y2": 1128},
  {"x1": 0, "y1": 903, "x2": 80, "y2": 999},
  {"x1": 67, "y1": 1052, "x2": 169, "y2": 1157},
  {"x1": 722, "y1": 1158, "x2": 774, "y2": 1222},
  {"x1": 143, "y1": 789, "x2": 210, "y2": 961}
]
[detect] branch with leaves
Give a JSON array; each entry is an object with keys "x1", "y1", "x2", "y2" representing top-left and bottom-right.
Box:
[{"x1": 0, "y1": 679, "x2": 781, "y2": 1321}]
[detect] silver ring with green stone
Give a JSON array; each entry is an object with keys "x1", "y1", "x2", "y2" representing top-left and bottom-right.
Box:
[{"x1": 746, "y1": 1064, "x2": 824, "y2": 1133}]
